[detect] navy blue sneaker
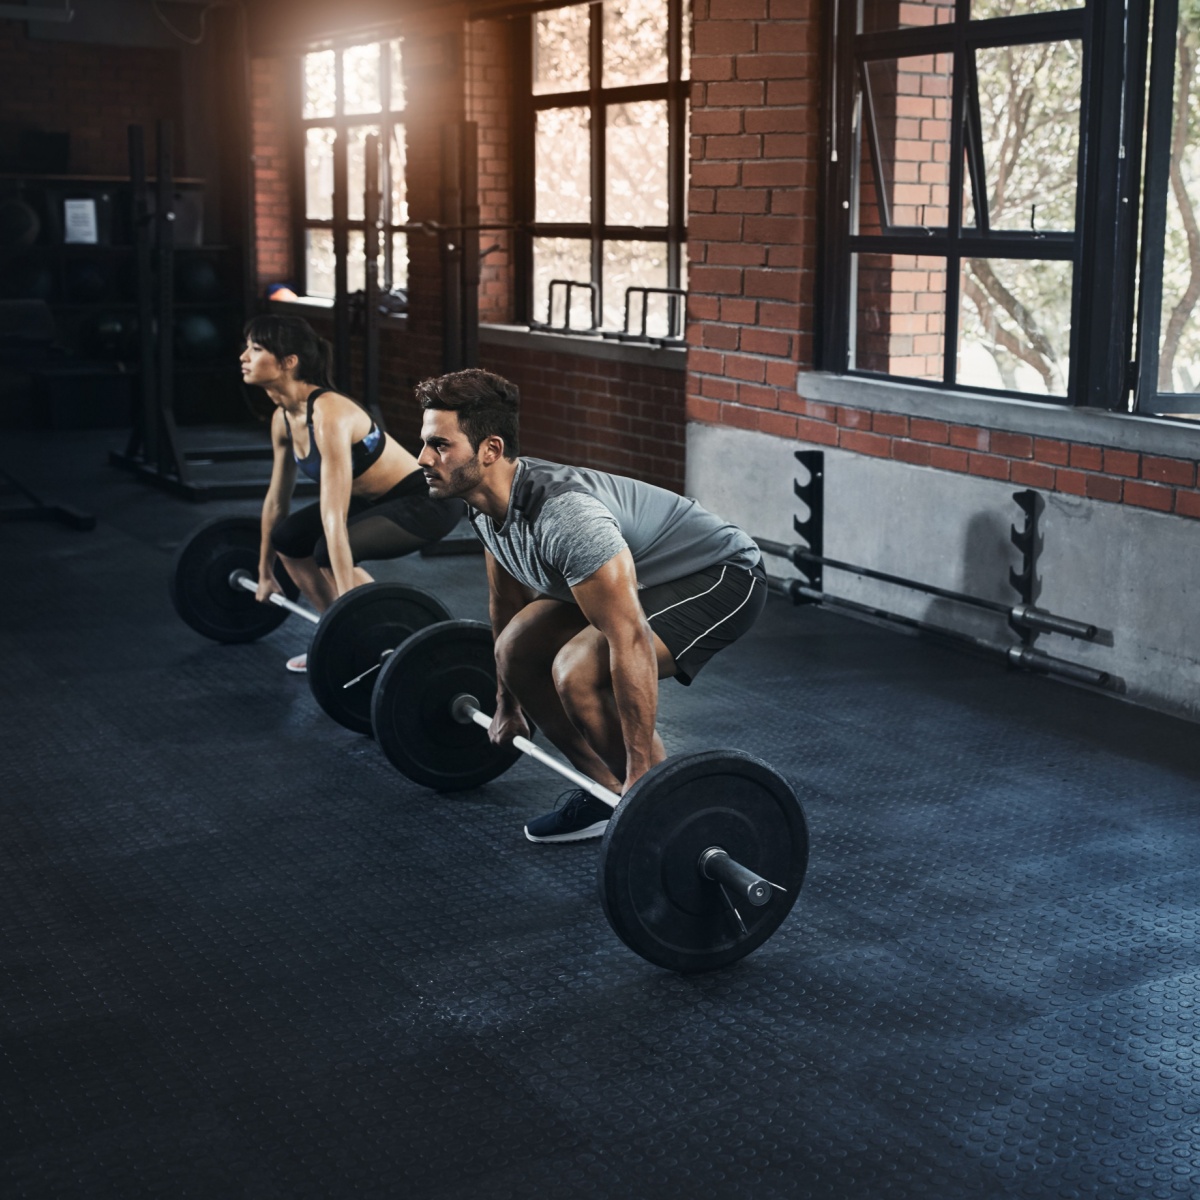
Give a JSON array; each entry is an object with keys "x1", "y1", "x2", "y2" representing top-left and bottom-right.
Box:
[{"x1": 524, "y1": 788, "x2": 612, "y2": 843}]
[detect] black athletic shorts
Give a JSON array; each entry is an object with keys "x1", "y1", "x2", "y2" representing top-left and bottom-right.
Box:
[
  {"x1": 270, "y1": 470, "x2": 463, "y2": 566},
  {"x1": 639, "y1": 558, "x2": 767, "y2": 685}
]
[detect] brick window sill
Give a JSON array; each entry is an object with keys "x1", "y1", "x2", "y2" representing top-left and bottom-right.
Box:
[
  {"x1": 799, "y1": 372, "x2": 1200, "y2": 460},
  {"x1": 480, "y1": 324, "x2": 687, "y2": 371}
]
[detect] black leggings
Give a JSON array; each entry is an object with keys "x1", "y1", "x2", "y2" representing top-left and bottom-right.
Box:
[{"x1": 270, "y1": 475, "x2": 464, "y2": 568}]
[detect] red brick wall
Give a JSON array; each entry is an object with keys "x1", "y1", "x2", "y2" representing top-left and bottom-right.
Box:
[
  {"x1": 481, "y1": 344, "x2": 687, "y2": 493},
  {"x1": 685, "y1": 0, "x2": 820, "y2": 443},
  {"x1": 251, "y1": 55, "x2": 293, "y2": 290},
  {"x1": 0, "y1": 19, "x2": 182, "y2": 176},
  {"x1": 786, "y1": 396, "x2": 1200, "y2": 517}
]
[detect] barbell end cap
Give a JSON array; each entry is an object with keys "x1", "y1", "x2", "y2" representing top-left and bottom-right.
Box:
[
  {"x1": 450, "y1": 693, "x2": 481, "y2": 725},
  {"x1": 699, "y1": 847, "x2": 775, "y2": 908},
  {"x1": 228, "y1": 568, "x2": 254, "y2": 593}
]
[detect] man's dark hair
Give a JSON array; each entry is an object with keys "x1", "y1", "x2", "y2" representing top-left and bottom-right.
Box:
[
  {"x1": 416, "y1": 369, "x2": 520, "y2": 459},
  {"x1": 243, "y1": 314, "x2": 334, "y2": 389}
]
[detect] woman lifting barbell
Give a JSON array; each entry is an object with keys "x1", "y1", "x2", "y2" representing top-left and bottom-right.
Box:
[{"x1": 241, "y1": 315, "x2": 463, "y2": 672}]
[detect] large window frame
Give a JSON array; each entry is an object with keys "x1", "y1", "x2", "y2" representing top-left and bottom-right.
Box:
[
  {"x1": 819, "y1": 0, "x2": 1162, "y2": 412},
  {"x1": 294, "y1": 35, "x2": 408, "y2": 303},
  {"x1": 512, "y1": 0, "x2": 689, "y2": 343}
]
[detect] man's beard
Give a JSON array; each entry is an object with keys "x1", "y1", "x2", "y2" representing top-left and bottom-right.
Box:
[{"x1": 429, "y1": 454, "x2": 482, "y2": 497}]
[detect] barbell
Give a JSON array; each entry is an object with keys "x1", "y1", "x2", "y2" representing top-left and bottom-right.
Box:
[
  {"x1": 370, "y1": 620, "x2": 810, "y2": 973},
  {"x1": 169, "y1": 515, "x2": 452, "y2": 734}
]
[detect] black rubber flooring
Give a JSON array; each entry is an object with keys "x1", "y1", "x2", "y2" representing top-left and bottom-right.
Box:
[{"x1": 4, "y1": 428, "x2": 1200, "y2": 1199}]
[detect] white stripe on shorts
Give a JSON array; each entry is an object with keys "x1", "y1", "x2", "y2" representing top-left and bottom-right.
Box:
[{"x1": 645, "y1": 566, "x2": 763, "y2": 662}]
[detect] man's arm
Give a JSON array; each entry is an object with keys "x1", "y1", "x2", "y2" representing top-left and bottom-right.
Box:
[
  {"x1": 484, "y1": 549, "x2": 538, "y2": 742},
  {"x1": 570, "y1": 548, "x2": 660, "y2": 791}
]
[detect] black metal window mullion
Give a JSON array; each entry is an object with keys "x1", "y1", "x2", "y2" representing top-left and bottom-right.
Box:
[
  {"x1": 1134, "y1": 0, "x2": 1186, "y2": 413},
  {"x1": 666, "y1": 0, "x2": 684, "y2": 304},
  {"x1": 963, "y1": 52, "x2": 988, "y2": 234},
  {"x1": 1073, "y1": 0, "x2": 1145, "y2": 410},
  {"x1": 943, "y1": 0, "x2": 969, "y2": 387},
  {"x1": 590, "y1": 1, "x2": 605, "y2": 322}
]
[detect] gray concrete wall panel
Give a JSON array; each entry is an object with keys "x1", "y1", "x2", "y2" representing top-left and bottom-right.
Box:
[{"x1": 687, "y1": 422, "x2": 1200, "y2": 723}]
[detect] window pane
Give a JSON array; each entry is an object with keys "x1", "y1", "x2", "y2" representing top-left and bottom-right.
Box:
[
  {"x1": 971, "y1": 0, "x2": 1082, "y2": 18},
  {"x1": 347, "y1": 125, "x2": 381, "y2": 222},
  {"x1": 852, "y1": 252, "x2": 946, "y2": 380},
  {"x1": 536, "y1": 107, "x2": 590, "y2": 223},
  {"x1": 391, "y1": 233, "x2": 409, "y2": 292},
  {"x1": 859, "y1": 54, "x2": 953, "y2": 231},
  {"x1": 303, "y1": 49, "x2": 336, "y2": 119},
  {"x1": 1158, "y1": 17, "x2": 1200, "y2": 394},
  {"x1": 607, "y1": 101, "x2": 669, "y2": 226},
  {"x1": 390, "y1": 125, "x2": 408, "y2": 225},
  {"x1": 533, "y1": 237, "x2": 594, "y2": 327},
  {"x1": 389, "y1": 39, "x2": 406, "y2": 111},
  {"x1": 603, "y1": 240, "x2": 675, "y2": 335},
  {"x1": 343, "y1": 43, "x2": 381, "y2": 115},
  {"x1": 957, "y1": 258, "x2": 1071, "y2": 395},
  {"x1": 860, "y1": 0, "x2": 954, "y2": 33},
  {"x1": 305, "y1": 127, "x2": 335, "y2": 221},
  {"x1": 604, "y1": 0, "x2": 668, "y2": 88},
  {"x1": 534, "y1": 6, "x2": 590, "y2": 96},
  {"x1": 306, "y1": 229, "x2": 335, "y2": 297},
  {"x1": 972, "y1": 41, "x2": 1081, "y2": 233}
]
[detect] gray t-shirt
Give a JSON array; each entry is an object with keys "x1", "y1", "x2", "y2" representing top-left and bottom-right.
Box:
[{"x1": 469, "y1": 457, "x2": 760, "y2": 603}]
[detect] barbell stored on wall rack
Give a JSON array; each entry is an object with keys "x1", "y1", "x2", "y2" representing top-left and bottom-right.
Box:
[
  {"x1": 369, "y1": 619, "x2": 810, "y2": 973},
  {"x1": 169, "y1": 516, "x2": 452, "y2": 733},
  {"x1": 766, "y1": 575, "x2": 1111, "y2": 688},
  {"x1": 755, "y1": 537, "x2": 1098, "y2": 641}
]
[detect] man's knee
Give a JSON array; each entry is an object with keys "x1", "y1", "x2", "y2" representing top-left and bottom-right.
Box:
[
  {"x1": 551, "y1": 637, "x2": 607, "y2": 716},
  {"x1": 495, "y1": 616, "x2": 546, "y2": 689}
]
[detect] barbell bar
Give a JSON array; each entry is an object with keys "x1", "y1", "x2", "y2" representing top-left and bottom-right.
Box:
[
  {"x1": 757, "y1": 537, "x2": 1097, "y2": 640},
  {"x1": 229, "y1": 568, "x2": 316, "y2": 624},
  {"x1": 450, "y1": 693, "x2": 778, "y2": 914},
  {"x1": 370, "y1": 619, "x2": 810, "y2": 973}
]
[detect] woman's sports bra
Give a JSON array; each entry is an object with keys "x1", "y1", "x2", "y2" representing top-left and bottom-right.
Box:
[{"x1": 286, "y1": 387, "x2": 386, "y2": 484}]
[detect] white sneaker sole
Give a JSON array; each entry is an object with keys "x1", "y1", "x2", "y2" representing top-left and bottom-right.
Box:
[{"x1": 524, "y1": 819, "x2": 609, "y2": 844}]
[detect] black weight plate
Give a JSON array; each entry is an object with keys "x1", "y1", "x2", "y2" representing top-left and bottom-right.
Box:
[
  {"x1": 371, "y1": 619, "x2": 522, "y2": 791},
  {"x1": 598, "y1": 749, "x2": 808, "y2": 973},
  {"x1": 307, "y1": 583, "x2": 453, "y2": 735},
  {"x1": 170, "y1": 516, "x2": 300, "y2": 644}
]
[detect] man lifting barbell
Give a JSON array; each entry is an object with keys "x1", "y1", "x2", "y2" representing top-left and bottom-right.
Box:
[
  {"x1": 241, "y1": 315, "x2": 464, "y2": 672},
  {"x1": 415, "y1": 369, "x2": 767, "y2": 843}
]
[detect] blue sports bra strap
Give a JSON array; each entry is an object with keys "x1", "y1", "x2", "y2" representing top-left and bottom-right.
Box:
[{"x1": 305, "y1": 386, "x2": 331, "y2": 428}]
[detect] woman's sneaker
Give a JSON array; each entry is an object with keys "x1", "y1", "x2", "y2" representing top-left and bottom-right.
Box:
[
  {"x1": 285, "y1": 653, "x2": 308, "y2": 674},
  {"x1": 524, "y1": 789, "x2": 612, "y2": 843}
]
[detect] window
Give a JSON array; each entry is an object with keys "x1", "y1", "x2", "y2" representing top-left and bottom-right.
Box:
[
  {"x1": 298, "y1": 38, "x2": 407, "y2": 300},
  {"x1": 1135, "y1": 0, "x2": 1200, "y2": 414},
  {"x1": 516, "y1": 0, "x2": 689, "y2": 341},
  {"x1": 822, "y1": 0, "x2": 1183, "y2": 412}
]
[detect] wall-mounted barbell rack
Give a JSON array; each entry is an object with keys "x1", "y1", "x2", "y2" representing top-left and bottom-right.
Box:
[{"x1": 760, "y1": 450, "x2": 1112, "y2": 690}]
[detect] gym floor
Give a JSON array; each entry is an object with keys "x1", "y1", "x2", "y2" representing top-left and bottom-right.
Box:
[{"x1": 4, "y1": 430, "x2": 1200, "y2": 1200}]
